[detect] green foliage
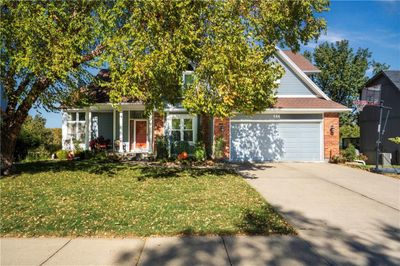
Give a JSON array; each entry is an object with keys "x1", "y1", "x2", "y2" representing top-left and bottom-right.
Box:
[
  {"x1": 371, "y1": 60, "x2": 390, "y2": 76},
  {"x1": 171, "y1": 141, "x2": 194, "y2": 156},
  {"x1": 48, "y1": 128, "x2": 62, "y2": 153},
  {"x1": 24, "y1": 146, "x2": 50, "y2": 162},
  {"x1": 1, "y1": 0, "x2": 329, "y2": 172},
  {"x1": 340, "y1": 124, "x2": 360, "y2": 138},
  {"x1": 309, "y1": 40, "x2": 371, "y2": 108},
  {"x1": 213, "y1": 137, "x2": 225, "y2": 159},
  {"x1": 156, "y1": 136, "x2": 169, "y2": 160},
  {"x1": 389, "y1": 137, "x2": 400, "y2": 145},
  {"x1": 104, "y1": 0, "x2": 329, "y2": 117},
  {"x1": 15, "y1": 115, "x2": 53, "y2": 161},
  {"x1": 341, "y1": 143, "x2": 357, "y2": 162},
  {"x1": 56, "y1": 150, "x2": 68, "y2": 160},
  {"x1": 305, "y1": 40, "x2": 390, "y2": 126},
  {"x1": 194, "y1": 142, "x2": 207, "y2": 162},
  {"x1": 0, "y1": 161, "x2": 295, "y2": 236}
]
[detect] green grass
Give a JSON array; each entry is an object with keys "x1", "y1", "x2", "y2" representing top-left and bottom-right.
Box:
[{"x1": 0, "y1": 160, "x2": 295, "y2": 237}]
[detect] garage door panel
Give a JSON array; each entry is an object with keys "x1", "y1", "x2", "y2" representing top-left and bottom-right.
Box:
[
  {"x1": 231, "y1": 123, "x2": 285, "y2": 162},
  {"x1": 230, "y1": 121, "x2": 321, "y2": 162}
]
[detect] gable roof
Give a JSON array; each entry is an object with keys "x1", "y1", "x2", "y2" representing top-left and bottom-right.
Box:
[
  {"x1": 275, "y1": 98, "x2": 347, "y2": 110},
  {"x1": 282, "y1": 50, "x2": 320, "y2": 73},
  {"x1": 275, "y1": 48, "x2": 330, "y2": 100},
  {"x1": 366, "y1": 70, "x2": 400, "y2": 91}
]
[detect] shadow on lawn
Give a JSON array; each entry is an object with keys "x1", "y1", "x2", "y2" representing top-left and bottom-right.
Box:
[
  {"x1": 13, "y1": 159, "x2": 129, "y2": 177},
  {"x1": 136, "y1": 166, "x2": 233, "y2": 181},
  {"x1": 12, "y1": 160, "x2": 235, "y2": 179}
]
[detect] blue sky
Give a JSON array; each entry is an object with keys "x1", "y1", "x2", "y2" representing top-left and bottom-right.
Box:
[{"x1": 32, "y1": 0, "x2": 400, "y2": 128}]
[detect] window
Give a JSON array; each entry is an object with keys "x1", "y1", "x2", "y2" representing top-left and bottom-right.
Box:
[
  {"x1": 67, "y1": 112, "x2": 86, "y2": 142},
  {"x1": 169, "y1": 115, "x2": 196, "y2": 142},
  {"x1": 183, "y1": 72, "x2": 194, "y2": 88}
]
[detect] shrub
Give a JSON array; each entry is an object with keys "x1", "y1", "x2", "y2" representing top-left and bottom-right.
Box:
[
  {"x1": 24, "y1": 146, "x2": 50, "y2": 162},
  {"x1": 194, "y1": 141, "x2": 207, "y2": 161},
  {"x1": 357, "y1": 153, "x2": 368, "y2": 161},
  {"x1": 213, "y1": 137, "x2": 225, "y2": 159},
  {"x1": 341, "y1": 143, "x2": 356, "y2": 162},
  {"x1": 171, "y1": 141, "x2": 194, "y2": 155},
  {"x1": 56, "y1": 150, "x2": 69, "y2": 160},
  {"x1": 330, "y1": 154, "x2": 346, "y2": 164},
  {"x1": 156, "y1": 136, "x2": 169, "y2": 159}
]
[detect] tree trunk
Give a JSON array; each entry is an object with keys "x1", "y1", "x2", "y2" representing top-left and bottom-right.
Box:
[{"x1": 1, "y1": 117, "x2": 24, "y2": 176}]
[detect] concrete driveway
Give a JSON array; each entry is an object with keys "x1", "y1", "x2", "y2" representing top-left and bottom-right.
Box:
[{"x1": 240, "y1": 163, "x2": 400, "y2": 266}]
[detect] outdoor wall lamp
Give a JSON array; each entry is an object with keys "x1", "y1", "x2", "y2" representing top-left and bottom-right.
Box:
[
  {"x1": 219, "y1": 123, "x2": 224, "y2": 133},
  {"x1": 330, "y1": 125, "x2": 335, "y2": 135}
]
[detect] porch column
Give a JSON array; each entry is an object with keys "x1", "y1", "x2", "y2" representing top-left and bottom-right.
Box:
[
  {"x1": 119, "y1": 111, "x2": 123, "y2": 152},
  {"x1": 85, "y1": 111, "x2": 89, "y2": 150},
  {"x1": 149, "y1": 112, "x2": 153, "y2": 153},
  {"x1": 87, "y1": 111, "x2": 92, "y2": 149},
  {"x1": 113, "y1": 109, "x2": 116, "y2": 150}
]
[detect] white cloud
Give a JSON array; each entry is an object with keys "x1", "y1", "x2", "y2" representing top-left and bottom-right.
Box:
[
  {"x1": 318, "y1": 31, "x2": 345, "y2": 43},
  {"x1": 308, "y1": 29, "x2": 400, "y2": 52}
]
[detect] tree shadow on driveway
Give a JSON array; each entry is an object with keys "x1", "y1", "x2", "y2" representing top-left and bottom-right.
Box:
[{"x1": 117, "y1": 209, "x2": 400, "y2": 266}]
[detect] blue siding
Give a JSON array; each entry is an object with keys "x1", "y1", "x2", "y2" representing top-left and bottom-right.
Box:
[
  {"x1": 276, "y1": 57, "x2": 317, "y2": 96},
  {"x1": 91, "y1": 112, "x2": 113, "y2": 141},
  {"x1": 123, "y1": 111, "x2": 128, "y2": 142}
]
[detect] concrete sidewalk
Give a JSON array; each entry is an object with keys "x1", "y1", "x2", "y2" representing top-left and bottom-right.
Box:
[{"x1": 1, "y1": 236, "x2": 328, "y2": 266}]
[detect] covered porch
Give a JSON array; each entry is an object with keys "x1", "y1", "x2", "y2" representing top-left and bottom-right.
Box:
[{"x1": 62, "y1": 103, "x2": 154, "y2": 154}]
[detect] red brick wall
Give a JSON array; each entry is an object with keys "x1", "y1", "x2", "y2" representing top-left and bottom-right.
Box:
[
  {"x1": 153, "y1": 112, "x2": 164, "y2": 151},
  {"x1": 199, "y1": 115, "x2": 212, "y2": 156},
  {"x1": 324, "y1": 113, "x2": 340, "y2": 159},
  {"x1": 213, "y1": 117, "x2": 230, "y2": 159}
]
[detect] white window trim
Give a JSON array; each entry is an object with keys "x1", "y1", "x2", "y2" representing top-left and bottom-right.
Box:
[
  {"x1": 166, "y1": 114, "x2": 197, "y2": 144},
  {"x1": 66, "y1": 111, "x2": 86, "y2": 150},
  {"x1": 66, "y1": 112, "x2": 86, "y2": 140}
]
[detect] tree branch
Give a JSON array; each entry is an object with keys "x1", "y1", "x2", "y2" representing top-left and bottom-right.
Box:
[{"x1": 72, "y1": 44, "x2": 105, "y2": 68}]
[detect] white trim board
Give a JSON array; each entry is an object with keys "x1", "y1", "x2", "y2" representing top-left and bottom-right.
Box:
[
  {"x1": 230, "y1": 119, "x2": 322, "y2": 123},
  {"x1": 277, "y1": 95, "x2": 317, "y2": 98}
]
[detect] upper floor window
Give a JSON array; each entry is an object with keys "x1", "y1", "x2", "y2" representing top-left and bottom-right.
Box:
[{"x1": 183, "y1": 71, "x2": 194, "y2": 89}]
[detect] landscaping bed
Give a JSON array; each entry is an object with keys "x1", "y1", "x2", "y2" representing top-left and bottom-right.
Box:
[{"x1": 0, "y1": 160, "x2": 295, "y2": 237}]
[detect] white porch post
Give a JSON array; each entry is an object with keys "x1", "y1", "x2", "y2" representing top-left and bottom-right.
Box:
[
  {"x1": 149, "y1": 112, "x2": 153, "y2": 153},
  {"x1": 113, "y1": 109, "x2": 116, "y2": 150},
  {"x1": 119, "y1": 111, "x2": 123, "y2": 152},
  {"x1": 61, "y1": 111, "x2": 68, "y2": 150},
  {"x1": 85, "y1": 111, "x2": 89, "y2": 150},
  {"x1": 88, "y1": 111, "x2": 92, "y2": 149}
]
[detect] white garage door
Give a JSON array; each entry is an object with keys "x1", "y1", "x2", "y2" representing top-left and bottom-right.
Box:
[{"x1": 230, "y1": 115, "x2": 322, "y2": 162}]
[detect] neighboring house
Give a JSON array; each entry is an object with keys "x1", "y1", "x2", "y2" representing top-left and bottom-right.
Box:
[
  {"x1": 61, "y1": 48, "x2": 349, "y2": 162},
  {"x1": 359, "y1": 70, "x2": 400, "y2": 165}
]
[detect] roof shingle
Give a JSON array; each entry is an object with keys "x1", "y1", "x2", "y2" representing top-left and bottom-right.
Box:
[
  {"x1": 282, "y1": 50, "x2": 320, "y2": 72},
  {"x1": 275, "y1": 98, "x2": 347, "y2": 109}
]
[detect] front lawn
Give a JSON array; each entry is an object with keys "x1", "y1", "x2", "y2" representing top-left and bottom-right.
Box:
[{"x1": 0, "y1": 160, "x2": 294, "y2": 237}]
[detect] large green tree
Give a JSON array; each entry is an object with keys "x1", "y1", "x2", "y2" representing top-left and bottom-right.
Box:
[
  {"x1": 1, "y1": 0, "x2": 329, "y2": 174},
  {"x1": 304, "y1": 40, "x2": 390, "y2": 126}
]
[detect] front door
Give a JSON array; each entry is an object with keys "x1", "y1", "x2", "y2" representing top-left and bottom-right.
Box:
[{"x1": 130, "y1": 120, "x2": 148, "y2": 150}]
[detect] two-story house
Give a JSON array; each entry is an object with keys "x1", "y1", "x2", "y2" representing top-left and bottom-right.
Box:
[{"x1": 61, "y1": 48, "x2": 349, "y2": 162}]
